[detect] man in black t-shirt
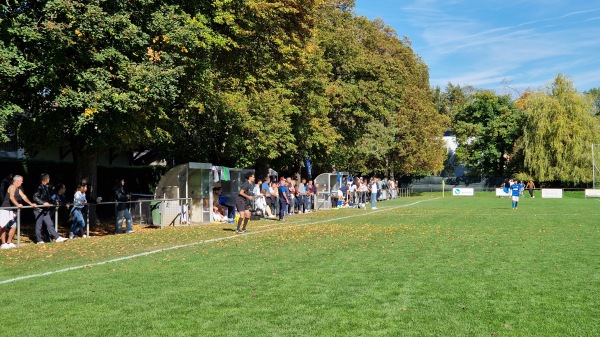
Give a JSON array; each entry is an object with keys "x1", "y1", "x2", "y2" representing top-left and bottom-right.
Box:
[{"x1": 235, "y1": 172, "x2": 255, "y2": 234}]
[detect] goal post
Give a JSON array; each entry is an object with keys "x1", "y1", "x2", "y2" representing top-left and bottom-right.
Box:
[{"x1": 593, "y1": 144, "x2": 600, "y2": 189}]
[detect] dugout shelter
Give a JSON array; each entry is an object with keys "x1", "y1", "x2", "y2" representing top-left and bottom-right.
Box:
[
  {"x1": 314, "y1": 171, "x2": 350, "y2": 210},
  {"x1": 155, "y1": 163, "x2": 253, "y2": 225}
]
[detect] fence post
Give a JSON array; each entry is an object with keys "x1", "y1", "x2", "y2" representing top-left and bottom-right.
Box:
[
  {"x1": 160, "y1": 200, "x2": 165, "y2": 230},
  {"x1": 55, "y1": 206, "x2": 59, "y2": 232},
  {"x1": 139, "y1": 200, "x2": 143, "y2": 232},
  {"x1": 16, "y1": 208, "x2": 21, "y2": 247},
  {"x1": 86, "y1": 207, "x2": 90, "y2": 238}
]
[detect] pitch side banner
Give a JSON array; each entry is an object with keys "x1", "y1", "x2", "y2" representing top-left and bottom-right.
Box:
[
  {"x1": 541, "y1": 189, "x2": 563, "y2": 199},
  {"x1": 585, "y1": 189, "x2": 600, "y2": 198},
  {"x1": 495, "y1": 188, "x2": 510, "y2": 197},
  {"x1": 453, "y1": 188, "x2": 474, "y2": 196}
]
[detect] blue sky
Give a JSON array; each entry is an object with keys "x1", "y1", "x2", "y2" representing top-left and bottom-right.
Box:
[{"x1": 354, "y1": 0, "x2": 600, "y2": 95}]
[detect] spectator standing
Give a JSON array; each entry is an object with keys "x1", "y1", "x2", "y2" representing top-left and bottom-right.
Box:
[
  {"x1": 278, "y1": 178, "x2": 290, "y2": 221},
  {"x1": 79, "y1": 179, "x2": 102, "y2": 230},
  {"x1": 51, "y1": 183, "x2": 70, "y2": 227},
  {"x1": 1, "y1": 175, "x2": 36, "y2": 249},
  {"x1": 339, "y1": 181, "x2": 349, "y2": 204},
  {"x1": 297, "y1": 178, "x2": 307, "y2": 213},
  {"x1": 314, "y1": 182, "x2": 321, "y2": 209},
  {"x1": 261, "y1": 177, "x2": 271, "y2": 196},
  {"x1": 253, "y1": 178, "x2": 263, "y2": 202},
  {"x1": 269, "y1": 182, "x2": 279, "y2": 216},
  {"x1": 360, "y1": 181, "x2": 369, "y2": 205},
  {"x1": 261, "y1": 177, "x2": 272, "y2": 213},
  {"x1": 235, "y1": 172, "x2": 255, "y2": 234},
  {"x1": 51, "y1": 183, "x2": 69, "y2": 207},
  {"x1": 33, "y1": 173, "x2": 68, "y2": 244},
  {"x1": 306, "y1": 180, "x2": 314, "y2": 212},
  {"x1": 70, "y1": 181, "x2": 88, "y2": 239},
  {"x1": 348, "y1": 181, "x2": 357, "y2": 204},
  {"x1": 370, "y1": 178, "x2": 378, "y2": 210},
  {"x1": 287, "y1": 178, "x2": 296, "y2": 215},
  {"x1": 114, "y1": 179, "x2": 134, "y2": 234},
  {"x1": 0, "y1": 174, "x2": 13, "y2": 205},
  {"x1": 525, "y1": 180, "x2": 535, "y2": 198}
]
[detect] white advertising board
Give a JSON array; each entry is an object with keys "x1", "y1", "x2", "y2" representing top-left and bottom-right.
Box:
[
  {"x1": 541, "y1": 189, "x2": 563, "y2": 199},
  {"x1": 453, "y1": 188, "x2": 474, "y2": 196},
  {"x1": 496, "y1": 188, "x2": 510, "y2": 197},
  {"x1": 585, "y1": 189, "x2": 600, "y2": 198}
]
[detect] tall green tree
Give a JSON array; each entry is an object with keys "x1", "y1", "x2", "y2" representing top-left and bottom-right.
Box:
[
  {"x1": 165, "y1": 0, "x2": 333, "y2": 173},
  {"x1": 432, "y1": 83, "x2": 475, "y2": 121},
  {"x1": 453, "y1": 91, "x2": 523, "y2": 178},
  {"x1": 584, "y1": 87, "x2": 600, "y2": 115},
  {"x1": 316, "y1": 2, "x2": 448, "y2": 177},
  {"x1": 522, "y1": 75, "x2": 600, "y2": 184},
  {"x1": 2, "y1": 0, "x2": 451, "y2": 184},
  {"x1": 1, "y1": 0, "x2": 220, "y2": 190}
]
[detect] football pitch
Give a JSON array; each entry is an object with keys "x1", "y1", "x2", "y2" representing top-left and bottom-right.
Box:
[{"x1": 1, "y1": 192, "x2": 599, "y2": 336}]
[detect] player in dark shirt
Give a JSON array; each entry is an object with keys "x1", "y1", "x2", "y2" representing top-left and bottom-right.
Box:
[{"x1": 236, "y1": 172, "x2": 255, "y2": 233}]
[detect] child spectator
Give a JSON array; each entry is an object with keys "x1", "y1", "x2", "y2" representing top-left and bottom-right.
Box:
[{"x1": 69, "y1": 181, "x2": 88, "y2": 239}]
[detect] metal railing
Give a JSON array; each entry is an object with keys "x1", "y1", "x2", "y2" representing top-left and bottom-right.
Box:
[{"x1": 0, "y1": 198, "x2": 191, "y2": 248}]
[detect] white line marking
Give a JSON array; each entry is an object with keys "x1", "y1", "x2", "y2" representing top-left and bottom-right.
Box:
[{"x1": 0, "y1": 198, "x2": 438, "y2": 285}]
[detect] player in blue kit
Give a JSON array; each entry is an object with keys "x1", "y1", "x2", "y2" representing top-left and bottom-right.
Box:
[{"x1": 510, "y1": 180, "x2": 520, "y2": 209}]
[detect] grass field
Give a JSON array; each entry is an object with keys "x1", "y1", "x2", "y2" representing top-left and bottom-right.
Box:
[{"x1": 1, "y1": 192, "x2": 599, "y2": 336}]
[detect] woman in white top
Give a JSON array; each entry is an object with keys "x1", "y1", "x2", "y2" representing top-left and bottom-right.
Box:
[
  {"x1": 370, "y1": 179, "x2": 378, "y2": 210},
  {"x1": 269, "y1": 183, "x2": 278, "y2": 215},
  {"x1": 255, "y1": 189, "x2": 276, "y2": 218},
  {"x1": 358, "y1": 182, "x2": 369, "y2": 204}
]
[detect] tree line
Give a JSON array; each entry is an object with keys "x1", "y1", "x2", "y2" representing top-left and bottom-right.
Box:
[
  {"x1": 2, "y1": 0, "x2": 598, "y2": 188},
  {"x1": 1, "y1": 0, "x2": 448, "y2": 187},
  {"x1": 435, "y1": 75, "x2": 600, "y2": 186}
]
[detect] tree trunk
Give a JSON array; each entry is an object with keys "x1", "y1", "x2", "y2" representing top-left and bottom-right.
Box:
[
  {"x1": 254, "y1": 158, "x2": 269, "y2": 180},
  {"x1": 71, "y1": 140, "x2": 99, "y2": 228},
  {"x1": 498, "y1": 153, "x2": 506, "y2": 179}
]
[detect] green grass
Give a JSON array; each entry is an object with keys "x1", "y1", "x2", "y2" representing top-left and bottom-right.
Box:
[{"x1": 2, "y1": 192, "x2": 600, "y2": 336}]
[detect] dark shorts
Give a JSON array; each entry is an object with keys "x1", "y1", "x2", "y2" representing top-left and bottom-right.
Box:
[{"x1": 236, "y1": 198, "x2": 248, "y2": 212}]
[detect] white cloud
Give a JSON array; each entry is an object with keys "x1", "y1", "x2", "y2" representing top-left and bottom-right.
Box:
[{"x1": 354, "y1": 0, "x2": 600, "y2": 91}]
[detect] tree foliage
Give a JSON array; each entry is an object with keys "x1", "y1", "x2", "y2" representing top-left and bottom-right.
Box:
[
  {"x1": 584, "y1": 87, "x2": 600, "y2": 116},
  {"x1": 522, "y1": 75, "x2": 600, "y2": 184},
  {"x1": 453, "y1": 91, "x2": 523, "y2": 178},
  {"x1": 2, "y1": 0, "x2": 450, "y2": 181},
  {"x1": 316, "y1": 5, "x2": 448, "y2": 177},
  {"x1": 432, "y1": 83, "x2": 476, "y2": 120},
  {"x1": 0, "y1": 0, "x2": 221, "y2": 188}
]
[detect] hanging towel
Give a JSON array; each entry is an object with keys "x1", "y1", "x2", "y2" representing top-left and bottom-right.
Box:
[
  {"x1": 221, "y1": 167, "x2": 230, "y2": 181},
  {"x1": 211, "y1": 166, "x2": 220, "y2": 183}
]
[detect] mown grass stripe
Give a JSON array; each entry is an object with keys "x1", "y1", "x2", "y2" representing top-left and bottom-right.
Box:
[{"x1": 0, "y1": 198, "x2": 438, "y2": 285}]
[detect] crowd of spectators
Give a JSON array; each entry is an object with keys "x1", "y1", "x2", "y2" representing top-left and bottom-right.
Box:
[
  {"x1": 211, "y1": 174, "x2": 400, "y2": 223},
  {"x1": 1, "y1": 170, "x2": 402, "y2": 248},
  {"x1": 0, "y1": 173, "x2": 136, "y2": 249}
]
